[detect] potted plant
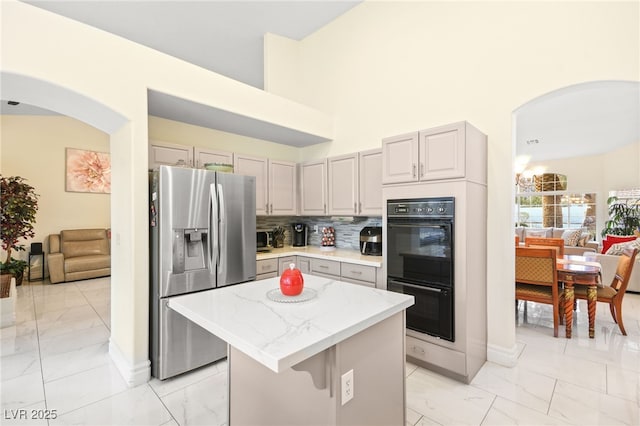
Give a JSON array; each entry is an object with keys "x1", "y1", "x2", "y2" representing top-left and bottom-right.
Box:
[
  {"x1": 0, "y1": 175, "x2": 39, "y2": 289},
  {"x1": 601, "y1": 196, "x2": 640, "y2": 238}
]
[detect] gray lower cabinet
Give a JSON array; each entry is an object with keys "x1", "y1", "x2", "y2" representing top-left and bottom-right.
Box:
[
  {"x1": 297, "y1": 257, "x2": 310, "y2": 274},
  {"x1": 277, "y1": 256, "x2": 296, "y2": 275},
  {"x1": 340, "y1": 263, "x2": 376, "y2": 288},
  {"x1": 309, "y1": 258, "x2": 341, "y2": 279},
  {"x1": 256, "y1": 258, "x2": 278, "y2": 280}
]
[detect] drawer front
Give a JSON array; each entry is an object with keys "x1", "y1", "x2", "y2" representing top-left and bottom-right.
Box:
[
  {"x1": 406, "y1": 336, "x2": 466, "y2": 375},
  {"x1": 256, "y1": 271, "x2": 278, "y2": 281},
  {"x1": 341, "y1": 263, "x2": 376, "y2": 284},
  {"x1": 278, "y1": 256, "x2": 297, "y2": 275},
  {"x1": 256, "y1": 259, "x2": 278, "y2": 275},
  {"x1": 340, "y1": 277, "x2": 375, "y2": 288},
  {"x1": 310, "y1": 258, "x2": 341, "y2": 277}
]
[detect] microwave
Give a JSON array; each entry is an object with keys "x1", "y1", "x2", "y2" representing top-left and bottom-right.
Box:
[{"x1": 257, "y1": 229, "x2": 273, "y2": 251}]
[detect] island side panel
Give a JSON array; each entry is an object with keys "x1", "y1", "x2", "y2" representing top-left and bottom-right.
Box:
[
  {"x1": 335, "y1": 311, "x2": 406, "y2": 426},
  {"x1": 228, "y1": 347, "x2": 336, "y2": 425},
  {"x1": 228, "y1": 312, "x2": 406, "y2": 425}
]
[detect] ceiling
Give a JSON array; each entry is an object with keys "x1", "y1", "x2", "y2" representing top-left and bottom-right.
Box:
[
  {"x1": 515, "y1": 81, "x2": 640, "y2": 163},
  {"x1": 4, "y1": 2, "x2": 639, "y2": 156},
  {"x1": 3, "y1": 0, "x2": 361, "y2": 145}
]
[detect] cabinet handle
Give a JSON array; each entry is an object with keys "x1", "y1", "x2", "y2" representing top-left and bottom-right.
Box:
[
  {"x1": 266, "y1": 203, "x2": 269, "y2": 213},
  {"x1": 319, "y1": 265, "x2": 328, "y2": 269},
  {"x1": 270, "y1": 204, "x2": 273, "y2": 214},
  {"x1": 351, "y1": 270, "x2": 362, "y2": 275},
  {"x1": 420, "y1": 163, "x2": 424, "y2": 177},
  {"x1": 412, "y1": 164, "x2": 416, "y2": 178},
  {"x1": 354, "y1": 203, "x2": 357, "y2": 213},
  {"x1": 324, "y1": 203, "x2": 326, "y2": 214},
  {"x1": 359, "y1": 202, "x2": 362, "y2": 214}
]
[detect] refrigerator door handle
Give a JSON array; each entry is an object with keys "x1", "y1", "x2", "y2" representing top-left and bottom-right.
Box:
[
  {"x1": 217, "y1": 183, "x2": 226, "y2": 275},
  {"x1": 209, "y1": 184, "x2": 219, "y2": 275}
]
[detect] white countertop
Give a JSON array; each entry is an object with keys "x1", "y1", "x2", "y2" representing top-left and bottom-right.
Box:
[
  {"x1": 168, "y1": 275, "x2": 413, "y2": 373},
  {"x1": 256, "y1": 246, "x2": 383, "y2": 267}
]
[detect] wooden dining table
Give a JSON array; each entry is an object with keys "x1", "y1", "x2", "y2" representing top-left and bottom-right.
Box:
[{"x1": 556, "y1": 255, "x2": 602, "y2": 338}]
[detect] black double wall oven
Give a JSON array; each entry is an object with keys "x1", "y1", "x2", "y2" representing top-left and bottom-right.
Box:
[{"x1": 387, "y1": 197, "x2": 455, "y2": 341}]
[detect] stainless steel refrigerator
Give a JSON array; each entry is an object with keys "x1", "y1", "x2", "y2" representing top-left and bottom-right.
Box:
[{"x1": 149, "y1": 165, "x2": 256, "y2": 380}]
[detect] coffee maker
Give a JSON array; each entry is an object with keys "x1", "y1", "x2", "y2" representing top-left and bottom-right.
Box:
[
  {"x1": 360, "y1": 226, "x2": 382, "y2": 256},
  {"x1": 292, "y1": 223, "x2": 308, "y2": 247}
]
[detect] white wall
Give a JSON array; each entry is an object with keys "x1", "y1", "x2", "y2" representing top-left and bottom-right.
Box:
[
  {"x1": 264, "y1": 1, "x2": 639, "y2": 363},
  {"x1": 1, "y1": 0, "x2": 332, "y2": 386},
  {"x1": 0, "y1": 115, "x2": 111, "y2": 267}
]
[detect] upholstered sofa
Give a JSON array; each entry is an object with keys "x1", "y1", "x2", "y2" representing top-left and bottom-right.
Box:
[
  {"x1": 47, "y1": 229, "x2": 111, "y2": 284},
  {"x1": 515, "y1": 226, "x2": 598, "y2": 256}
]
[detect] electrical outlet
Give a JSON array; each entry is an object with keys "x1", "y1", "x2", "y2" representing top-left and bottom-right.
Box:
[
  {"x1": 341, "y1": 369, "x2": 354, "y2": 405},
  {"x1": 313, "y1": 225, "x2": 319, "y2": 234}
]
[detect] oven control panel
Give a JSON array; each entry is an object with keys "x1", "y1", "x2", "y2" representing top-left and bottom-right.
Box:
[{"x1": 387, "y1": 197, "x2": 454, "y2": 218}]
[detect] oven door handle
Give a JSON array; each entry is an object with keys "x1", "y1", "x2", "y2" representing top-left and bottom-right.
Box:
[
  {"x1": 388, "y1": 223, "x2": 450, "y2": 229},
  {"x1": 389, "y1": 279, "x2": 445, "y2": 293}
]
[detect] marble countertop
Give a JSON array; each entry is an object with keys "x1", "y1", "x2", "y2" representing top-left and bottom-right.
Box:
[
  {"x1": 256, "y1": 246, "x2": 383, "y2": 267},
  {"x1": 168, "y1": 275, "x2": 413, "y2": 373}
]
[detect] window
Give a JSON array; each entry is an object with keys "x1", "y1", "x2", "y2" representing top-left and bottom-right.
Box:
[{"x1": 515, "y1": 191, "x2": 596, "y2": 237}]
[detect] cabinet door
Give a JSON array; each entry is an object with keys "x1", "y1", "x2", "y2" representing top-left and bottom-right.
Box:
[
  {"x1": 297, "y1": 256, "x2": 310, "y2": 274},
  {"x1": 381, "y1": 132, "x2": 419, "y2": 184},
  {"x1": 328, "y1": 154, "x2": 358, "y2": 215},
  {"x1": 418, "y1": 122, "x2": 465, "y2": 181},
  {"x1": 194, "y1": 148, "x2": 233, "y2": 169},
  {"x1": 269, "y1": 160, "x2": 297, "y2": 215},
  {"x1": 278, "y1": 256, "x2": 296, "y2": 275},
  {"x1": 300, "y1": 160, "x2": 327, "y2": 216},
  {"x1": 358, "y1": 149, "x2": 382, "y2": 215},
  {"x1": 235, "y1": 154, "x2": 268, "y2": 215},
  {"x1": 149, "y1": 141, "x2": 193, "y2": 169}
]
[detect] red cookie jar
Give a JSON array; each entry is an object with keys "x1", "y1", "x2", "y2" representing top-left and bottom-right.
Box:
[{"x1": 280, "y1": 263, "x2": 304, "y2": 296}]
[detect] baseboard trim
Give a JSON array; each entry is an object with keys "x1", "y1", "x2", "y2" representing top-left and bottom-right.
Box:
[
  {"x1": 487, "y1": 342, "x2": 519, "y2": 367},
  {"x1": 109, "y1": 339, "x2": 150, "y2": 387}
]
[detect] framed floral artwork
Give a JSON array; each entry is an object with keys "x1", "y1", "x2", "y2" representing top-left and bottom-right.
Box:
[{"x1": 65, "y1": 148, "x2": 111, "y2": 193}]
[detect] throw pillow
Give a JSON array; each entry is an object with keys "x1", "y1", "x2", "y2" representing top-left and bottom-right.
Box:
[
  {"x1": 605, "y1": 238, "x2": 640, "y2": 256},
  {"x1": 577, "y1": 233, "x2": 592, "y2": 247},
  {"x1": 524, "y1": 227, "x2": 552, "y2": 238},
  {"x1": 601, "y1": 235, "x2": 637, "y2": 254},
  {"x1": 561, "y1": 229, "x2": 582, "y2": 246}
]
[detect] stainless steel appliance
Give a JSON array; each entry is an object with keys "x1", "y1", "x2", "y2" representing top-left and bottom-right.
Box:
[
  {"x1": 292, "y1": 223, "x2": 307, "y2": 247},
  {"x1": 386, "y1": 197, "x2": 455, "y2": 341},
  {"x1": 256, "y1": 229, "x2": 273, "y2": 252},
  {"x1": 150, "y1": 165, "x2": 256, "y2": 380},
  {"x1": 360, "y1": 226, "x2": 382, "y2": 256}
]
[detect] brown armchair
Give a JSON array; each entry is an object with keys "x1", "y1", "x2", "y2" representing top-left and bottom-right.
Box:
[
  {"x1": 515, "y1": 247, "x2": 562, "y2": 337},
  {"x1": 48, "y1": 229, "x2": 111, "y2": 284}
]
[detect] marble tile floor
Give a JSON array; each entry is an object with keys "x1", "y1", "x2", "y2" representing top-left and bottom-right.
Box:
[{"x1": 1, "y1": 277, "x2": 639, "y2": 425}]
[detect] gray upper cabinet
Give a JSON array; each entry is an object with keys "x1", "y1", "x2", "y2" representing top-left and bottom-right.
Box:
[
  {"x1": 382, "y1": 121, "x2": 486, "y2": 184},
  {"x1": 358, "y1": 149, "x2": 382, "y2": 215},
  {"x1": 328, "y1": 153, "x2": 359, "y2": 215},
  {"x1": 268, "y1": 159, "x2": 297, "y2": 216},
  {"x1": 300, "y1": 160, "x2": 328, "y2": 216},
  {"x1": 194, "y1": 148, "x2": 233, "y2": 169},
  {"x1": 234, "y1": 154, "x2": 269, "y2": 215},
  {"x1": 149, "y1": 140, "x2": 193, "y2": 169},
  {"x1": 235, "y1": 155, "x2": 297, "y2": 216},
  {"x1": 381, "y1": 132, "x2": 419, "y2": 184}
]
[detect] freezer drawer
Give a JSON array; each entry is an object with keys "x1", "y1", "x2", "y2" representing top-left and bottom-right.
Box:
[{"x1": 152, "y1": 297, "x2": 227, "y2": 380}]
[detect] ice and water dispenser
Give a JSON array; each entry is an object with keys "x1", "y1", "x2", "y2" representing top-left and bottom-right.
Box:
[{"x1": 172, "y1": 228, "x2": 209, "y2": 273}]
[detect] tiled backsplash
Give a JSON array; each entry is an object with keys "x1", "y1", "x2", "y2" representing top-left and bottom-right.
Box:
[{"x1": 256, "y1": 216, "x2": 382, "y2": 251}]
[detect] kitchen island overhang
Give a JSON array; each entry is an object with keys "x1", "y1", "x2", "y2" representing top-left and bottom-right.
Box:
[{"x1": 169, "y1": 274, "x2": 414, "y2": 425}]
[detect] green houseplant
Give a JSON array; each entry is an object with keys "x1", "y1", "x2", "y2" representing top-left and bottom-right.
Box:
[
  {"x1": 0, "y1": 175, "x2": 39, "y2": 287},
  {"x1": 601, "y1": 196, "x2": 640, "y2": 238}
]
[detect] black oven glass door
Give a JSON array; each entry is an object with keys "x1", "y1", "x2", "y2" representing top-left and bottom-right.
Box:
[
  {"x1": 387, "y1": 221, "x2": 453, "y2": 287},
  {"x1": 388, "y1": 279, "x2": 454, "y2": 341}
]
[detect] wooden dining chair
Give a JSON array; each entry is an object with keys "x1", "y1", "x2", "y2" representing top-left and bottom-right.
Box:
[
  {"x1": 573, "y1": 247, "x2": 638, "y2": 335},
  {"x1": 515, "y1": 247, "x2": 562, "y2": 337},
  {"x1": 524, "y1": 237, "x2": 565, "y2": 258},
  {"x1": 515, "y1": 235, "x2": 520, "y2": 246}
]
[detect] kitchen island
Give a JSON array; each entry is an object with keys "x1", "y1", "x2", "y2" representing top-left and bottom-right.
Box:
[{"x1": 169, "y1": 274, "x2": 414, "y2": 426}]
